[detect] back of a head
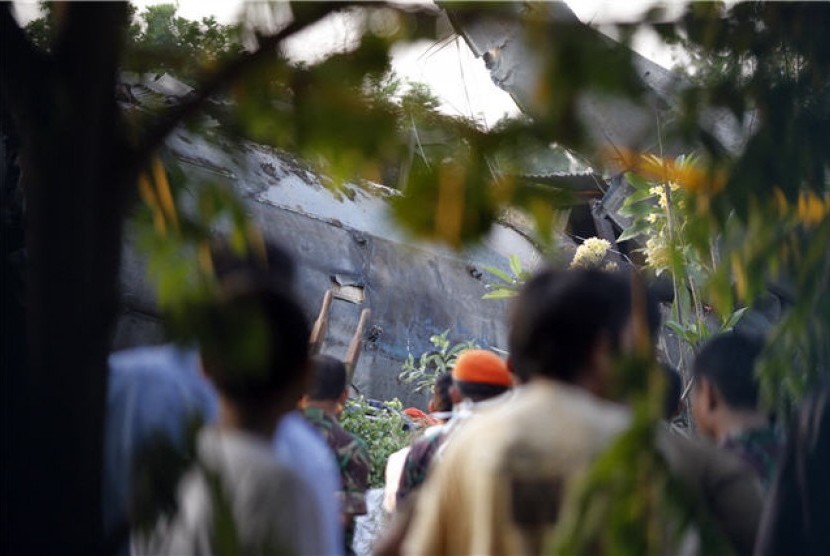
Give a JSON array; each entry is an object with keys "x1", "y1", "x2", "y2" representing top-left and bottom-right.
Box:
[
  {"x1": 693, "y1": 332, "x2": 763, "y2": 410},
  {"x1": 432, "y1": 372, "x2": 454, "y2": 413},
  {"x1": 509, "y1": 269, "x2": 660, "y2": 383},
  {"x1": 308, "y1": 355, "x2": 347, "y2": 402},
  {"x1": 199, "y1": 285, "x2": 310, "y2": 405},
  {"x1": 452, "y1": 349, "x2": 512, "y2": 402}
]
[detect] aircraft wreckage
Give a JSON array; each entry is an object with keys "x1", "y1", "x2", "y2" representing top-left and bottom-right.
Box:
[
  {"x1": 114, "y1": 72, "x2": 585, "y2": 407},
  {"x1": 114, "y1": 2, "x2": 779, "y2": 406}
]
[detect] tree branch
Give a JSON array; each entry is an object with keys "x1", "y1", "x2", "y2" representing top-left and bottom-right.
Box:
[{"x1": 130, "y1": 3, "x2": 344, "y2": 172}]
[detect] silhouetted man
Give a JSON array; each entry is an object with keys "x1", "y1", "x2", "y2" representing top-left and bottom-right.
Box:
[
  {"x1": 303, "y1": 354, "x2": 370, "y2": 556},
  {"x1": 691, "y1": 332, "x2": 784, "y2": 490}
]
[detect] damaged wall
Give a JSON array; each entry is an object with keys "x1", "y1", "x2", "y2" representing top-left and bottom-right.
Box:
[{"x1": 114, "y1": 93, "x2": 548, "y2": 406}]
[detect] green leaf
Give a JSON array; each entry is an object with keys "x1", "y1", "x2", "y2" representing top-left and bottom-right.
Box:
[
  {"x1": 624, "y1": 172, "x2": 651, "y2": 192},
  {"x1": 482, "y1": 264, "x2": 514, "y2": 284},
  {"x1": 482, "y1": 288, "x2": 519, "y2": 300},
  {"x1": 721, "y1": 307, "x2": 748, "y2": 331},
  {"x1": 617, "y1": 220, "x2": 651, "y2": 242},
  {"x1": 509, "y1": 254, "x2": 524, "y2": 278}
]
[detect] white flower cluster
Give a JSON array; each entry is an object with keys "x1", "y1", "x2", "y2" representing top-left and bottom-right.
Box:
[
  {"x1": 644, "y1": 237, "x2": 670, "y2": 272},
  {"x1": 570, "y1": 237, "x2": 611, "y2": 269}
]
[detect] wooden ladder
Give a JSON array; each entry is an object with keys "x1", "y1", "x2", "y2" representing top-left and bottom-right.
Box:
[{"x1": 308, "y1": 289, "x2": 371, "y2": 382}]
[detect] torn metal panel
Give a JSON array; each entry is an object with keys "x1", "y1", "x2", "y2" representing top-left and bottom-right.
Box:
[{"x1": 445, "y1": 2, "x2": 751, "y2": 164}]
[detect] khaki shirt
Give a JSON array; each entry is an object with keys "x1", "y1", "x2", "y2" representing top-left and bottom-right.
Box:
[
  {"x1": 403, "y1": 380, "x2": 630, "y2": 556},
  {"x1": 402, "y1": 380, "x2": 762, "y2": 556}
]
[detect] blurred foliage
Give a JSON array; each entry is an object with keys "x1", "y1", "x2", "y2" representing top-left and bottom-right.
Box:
[
  {"x1": 398, "y1": 329, "x2": 479, "y2": 393},
  {"x1": 131, "y1": 412, "x2": 203, "y2": 535},
  {"x1": 25, "y1": 2, "x2": 243, "y2": 82},
  {"x1": 550, "y1": 360, "x2": 734, "y2": 556},
  {"x1": 14, "y1": 0, "x2": 829, "y2": 552},
  {"x1": 618, "y1": 147, "x2": 828, "y2": 416},
  {"x1": 619, "y1": 157, "x2": 748, "y2": 378},
  {"x1": 340, "y1": 396, "x2": 413, "y2": 488},
  {"x1": 603, "y1": 1, "x2": 830, "y2": 415},
  {"x1": 132, "y1": 154, "x2": 265, "y2": 341}
]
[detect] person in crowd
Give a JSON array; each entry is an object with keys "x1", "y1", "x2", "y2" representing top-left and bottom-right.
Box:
[
  {"x1": 755, "y1": 385, "x2": 830, "y2": 556},
  {"x1": 396, "y1": 349, "x2": 513, "y2": 505},
  {"x1": 383, "y1": 372, "x2": 455, "y2": 514},
  {"x1": 136, "y1": 285, "x2": 324, "y2": 554},
  {"x1": 402, "y1": 269, "x2": 762, "y2": 556},
  {"x1": 303, "y1": 354, "x2": 371, "y2": 556},
  {"x1": 691, "y1": 332, "x2": 784, "y2": 490},
  {"x1": 104, "y1": 242, "x2": 343, "y2": 555},
  {"x1": 428, "y1": 371, "x2": 455, "y2": 422}
]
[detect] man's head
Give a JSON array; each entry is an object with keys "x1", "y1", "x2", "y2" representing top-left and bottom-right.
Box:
[
  {"x1": 508, "y1": 269, "x2": 660, "y2": 396},
  {"x1": 429, "y1": 372, "x2": 454, "y2": 415},
  {"x1": 450, "y1": 349, "x2": 512, "y2": 403},
  {"x1": 199, "y1": 285, "x2": 310, "y2": 417},
  {"x1": 691, "y1": 332, "x2": 765, "y2": 440},
  {"x1": 307, "y1": 354, "x2": 349, "y2": 407}
]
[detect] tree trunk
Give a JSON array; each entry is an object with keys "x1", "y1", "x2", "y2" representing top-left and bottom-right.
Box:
[{"x1": 1, "y1": 4, "x2": 130, "y2": 554}]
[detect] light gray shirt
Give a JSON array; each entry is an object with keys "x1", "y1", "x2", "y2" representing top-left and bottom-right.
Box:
[{"x1": 137, "y1": 427, "x2": 326, "y2": 555}]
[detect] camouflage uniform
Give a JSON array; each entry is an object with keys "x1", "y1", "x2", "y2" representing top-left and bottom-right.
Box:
[
  {"x1": 722, "y1": 425, "x2": 785, "y2": 492},
  {"x1": 397, "y1": 430, "x2": 445, "y2": 505},
  {"x1": 303, "y1": 406, "x2": 370, "y2": 554}
]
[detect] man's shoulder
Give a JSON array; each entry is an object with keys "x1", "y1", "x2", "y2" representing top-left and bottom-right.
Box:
[
  {"x1": 197, "y1": 429, "x2": 305, "y2": 492},
  {"x1": 334, "y1": 422, "x2": 369, "y2": 458},
  {"x1": 274, "y1": 412, "x2": 340, "y2": 475},
  {"x1": 658, "y1": 428, "x2": 762, "y2": 488},
  {"x1": 109, "y1": 343, "x2": 196, "y2": 374}
]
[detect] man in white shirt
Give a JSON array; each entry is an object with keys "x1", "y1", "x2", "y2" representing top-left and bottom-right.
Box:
[{"x1": 136, "y1": 285, "x2": 326, "y2": 555}]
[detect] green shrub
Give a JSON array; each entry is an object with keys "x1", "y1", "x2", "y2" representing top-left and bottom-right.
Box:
[{"x1": 341, "y1": 397, "x2": 414, "y2": 488}]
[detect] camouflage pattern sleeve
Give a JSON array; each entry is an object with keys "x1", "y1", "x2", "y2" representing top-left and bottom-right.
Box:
[
  {"x1": 397, "y1": 433, "x2": 442, "y2": 505},
  {"x1": 340, "y1": 435, "x2": 370, "y2": 515}
]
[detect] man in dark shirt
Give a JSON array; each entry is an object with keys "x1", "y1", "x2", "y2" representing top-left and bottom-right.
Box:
[
  {"x1": 691, "y1": 332, "x2": 785, "y2": 491},
  {"x1": 303, "y1": 354, "x2": 370, "y2": 555}
]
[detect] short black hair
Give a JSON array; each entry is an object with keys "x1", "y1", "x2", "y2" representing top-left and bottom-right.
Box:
[
  {"x1": 199, "y1": 286, "x2": 310, "y2": 405},
  {"x1": 693, "y1": 332, "x2": 763, "y2": 410},
  {"x1": 509, "y1": 269, "x2": 661, "y2": 383},
  {"x1": 454, "y1": 380, "x2": 509, "y2": 402},
  {"x1": 308, "y1": 354, "x2": 347, "y2": 402},
  {"x1": 433, "y1": 372, "x2": 454, "y2": 413}
]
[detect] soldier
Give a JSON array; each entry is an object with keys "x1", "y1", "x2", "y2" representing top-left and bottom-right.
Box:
[{"x1": 303, "y1": 354, "x2": 371, "y2": 556}]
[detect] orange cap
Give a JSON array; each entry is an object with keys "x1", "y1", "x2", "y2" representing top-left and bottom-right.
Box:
[{"x1": 452, "y1": 349, "x2": 512, "y2": 387}]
